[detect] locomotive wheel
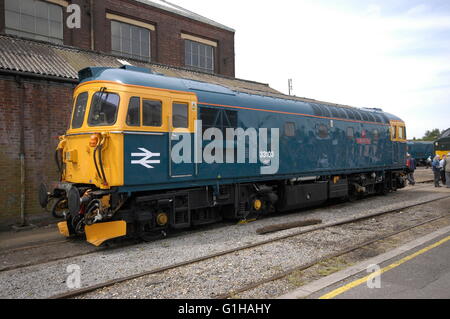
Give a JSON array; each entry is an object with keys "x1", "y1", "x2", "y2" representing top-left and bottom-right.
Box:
[
  {"x1": 49, "y1": 197, "x2": 69, "y2": 219},
  {"x1": 378, "y1": 184, "x2": 389, "y2": 196},
  {"x1": 348, "y1": 187, "x2": 360, "y2": 202},
  {"x1": 139, "y1": 230, "x2": 167, "y2": 242},
  {"x1": 71, "y1": 215, "x2": 86, "y2": 236},
  {"x1": 138, "y1": 222, "x2": 168, "y2": 242}
]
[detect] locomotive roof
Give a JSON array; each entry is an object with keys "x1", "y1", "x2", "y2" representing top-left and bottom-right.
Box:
[{"x1": 79, "y1": 66, "x2": 404, "y2": 124}]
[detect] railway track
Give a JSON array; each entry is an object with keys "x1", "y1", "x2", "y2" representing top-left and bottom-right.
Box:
[
  {"x1": 215, "y1": 214, "x2": 449, "y2": 299},
  {"x1": 47, "y1": 193, "x2": 450, "y2": 299},
  {"x1": 2, "y1": 182, "x2": 434, "y2": 273}
]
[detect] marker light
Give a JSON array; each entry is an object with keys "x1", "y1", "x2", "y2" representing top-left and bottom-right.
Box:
[{"x1": 89, "y1": 134, "x2": 100, "y2": 147}]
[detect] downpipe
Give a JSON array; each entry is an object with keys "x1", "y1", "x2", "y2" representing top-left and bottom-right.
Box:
[
  {"x1": 18, "y1": 76, "x2": 26, "y2": 227},
  {"x1": 20, "y1": 153, "x2": 25, "y2": 226},
  {"x1": 13, "y1": 75, "x2": 33, "y2": 229}
]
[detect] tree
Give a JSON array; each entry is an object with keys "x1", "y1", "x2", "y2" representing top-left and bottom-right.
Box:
[{"x1": 421, "y1": 129, "x2": 441, "y2": 141}]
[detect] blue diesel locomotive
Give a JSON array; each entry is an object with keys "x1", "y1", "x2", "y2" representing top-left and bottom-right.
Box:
[{"x1": 40, "y1": 66, "x2": 408, "y2": 246}]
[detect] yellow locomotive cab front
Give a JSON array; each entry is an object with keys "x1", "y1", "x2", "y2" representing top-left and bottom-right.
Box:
[
  {"x1": 43, "y1": 76, "x2": 197, "y2": 246},
  {"x1": 60, "y1": 83, "x2": 126, "y2": 189}
]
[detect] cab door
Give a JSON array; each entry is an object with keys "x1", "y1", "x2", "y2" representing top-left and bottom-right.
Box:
[
  {"x1": 169, "y1": 100, "x2": 197, "y2": 178},
  {"x1": 124, "y1": 95, "x2": 169, "y2": 186},
  {"x1": 392, "y1": 126, "x2": 399, "y2": 164}
]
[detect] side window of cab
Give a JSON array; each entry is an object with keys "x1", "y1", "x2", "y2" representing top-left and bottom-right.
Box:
[
  {"x1": 391, "y1": 126, "x2": 398, "y2": 140},
  {"x1": 172, "y1": 102, "x2": 189, "y2": 129},
  {"x1": 71, "y1": 92, "x2": 89, "y2": 129},
  {"x1": 126, "y1": 97, "x2": 163, "y2": 128},
  {"x1": 127, "y1": 97, "x2": 140, "y2": 127}
]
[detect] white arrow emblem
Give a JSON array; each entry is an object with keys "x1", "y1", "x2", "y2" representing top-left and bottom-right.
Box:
[{"x1": 131, "y1": 148, "x2": 161, "y2": 169}]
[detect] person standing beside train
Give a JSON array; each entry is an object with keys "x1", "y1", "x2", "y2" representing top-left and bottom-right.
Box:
[
  {"x1": 440, "y1": 155, "x2": 447, "y2": 186},
  {"x1": 445, "y1": 153, "x2": 450, "y2": 188},
  {"x1": 426, "y1": 156, "x2": 432, "y2": 169},
  {"x1": 432, "y1": 155, "x2": 442, "y2": 187},
  {"x1": 406, "y1": 153, "x2": 416, "y2": 186}
]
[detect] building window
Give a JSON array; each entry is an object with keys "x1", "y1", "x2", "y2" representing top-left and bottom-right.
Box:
[
  {"x1": 185, "y1": 39, "x2": 214, "y2": 73},
  {"x1": 111, "y1": 20, "x2": 151, "y2": 61},
  {"x1": 5, "y1": 0, "x2": 64, "y2": 44}
]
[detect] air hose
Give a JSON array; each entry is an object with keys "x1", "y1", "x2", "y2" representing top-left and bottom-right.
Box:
[{"x1": 93, "y1": 136, "x2": 108, "y2": 186}]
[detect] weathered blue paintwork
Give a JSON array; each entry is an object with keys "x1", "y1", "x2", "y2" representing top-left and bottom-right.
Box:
[
  {"x1": 406, "y1": 141, "x2": 434, "y2": 161},
  {"x1": 80, "y1": 66, "x2": 407, "y2": 193}
]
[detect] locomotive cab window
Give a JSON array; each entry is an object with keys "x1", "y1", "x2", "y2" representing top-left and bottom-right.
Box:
[
  {"x1": 398, "y1": 126, "x2": 406, "y2": 141},
  {"x1": 143, "y1": 99, "x2": 162, "y2": 127},
  {"x1": 172, "y1": 102, "x2": 189, "y2": 128},
  {"x1": 88, "y1": 91, "x2": 120, "y2": 126},
  {"x1": 71, "y1": 92, "x2": 89, "y2": 129},
  {"x1": 391, "y1": 126, "x2": 398, "y2": 139},
  {"x1": 127, "y1": 97, "x2": 140, "y2": 127}
]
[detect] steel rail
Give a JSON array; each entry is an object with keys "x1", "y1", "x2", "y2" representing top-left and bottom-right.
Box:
[
  {"x1": 215, "y1": 214, "x2": 450, "y2": 299},
  {"x1": 3, "y1": 180, "x2": 434, "y2": 266},
  {"x1": 47, "y1": 194, "x2": 450, "y2": 299}
]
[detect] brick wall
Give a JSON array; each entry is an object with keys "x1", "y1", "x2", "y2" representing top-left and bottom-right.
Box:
[
  {"x1": 0, "y1": 0, "x2": 235, "y2": 76},
  {"x1": 0, "y1": 75, "x2": 74, "y2": 228},
  {"x1": 101, "y1": 0, "x2": 235, "y2": 76},
  {"x1": 65, "y1": 0, "x2": 93, "y2": 50}
]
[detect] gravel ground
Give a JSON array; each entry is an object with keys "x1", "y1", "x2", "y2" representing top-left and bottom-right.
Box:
[
  {"x1": 80, "y1": 194, "x2": 450, "y2": 299},
  {"x1": 0, "y1": 184, "x2": 448, "y2": 299}
]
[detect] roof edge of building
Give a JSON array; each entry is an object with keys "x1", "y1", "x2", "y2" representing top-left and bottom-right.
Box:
[
  {"x1": 134, "y1": 0, "x2": 235, "y2": 33},
  {"x1": 0, "y1": 34, "x2": 266, "y2": 86}
]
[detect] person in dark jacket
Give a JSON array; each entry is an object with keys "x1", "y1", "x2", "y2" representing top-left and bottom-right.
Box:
[
  {"x1": 406, "y1": 153, "x2": 416, "y2": 186},
  {"x1": 432, "y1": 155, "x2": 441, "y2": 187},
  {"x1": 440, "y1": 155, "x2": 447, "y2": 185},
  {"x1": 444, "y1": 153, "x2": 450, "y2": 188}
]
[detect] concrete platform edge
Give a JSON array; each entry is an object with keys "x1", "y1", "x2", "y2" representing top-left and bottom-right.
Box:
[{"x1": 277, "y1": 224, "x2": 450, "y2": 299}]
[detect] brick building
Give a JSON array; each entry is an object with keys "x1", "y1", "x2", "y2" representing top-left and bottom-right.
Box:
[
  {"x1": 0, "y1": 0, "x2": 281, "y2": 228},
  {"x1": 0, "y1": 0, "x2": 236, "y2": 76}
]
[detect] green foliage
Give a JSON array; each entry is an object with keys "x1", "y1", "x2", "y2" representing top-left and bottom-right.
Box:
[{"x1": 419, "y1": 129, "x2": 441, "y2": 141}]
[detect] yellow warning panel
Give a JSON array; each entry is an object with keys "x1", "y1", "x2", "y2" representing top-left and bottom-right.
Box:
[
  {"x1": 57, "y1": 222, "x2": 70, "y2": 237},
  {"x1": 85, "y1": 221, "x2": 127, "y2": 246}
]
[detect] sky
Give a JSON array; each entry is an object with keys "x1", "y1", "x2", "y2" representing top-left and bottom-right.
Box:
[{"x1": 171, "y1": 0, "x2": 450, "y2": 139}]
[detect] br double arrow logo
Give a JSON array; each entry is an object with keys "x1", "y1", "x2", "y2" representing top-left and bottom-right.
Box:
[{"x1": 131, "y1": 148, "x2": 161, "y2": 169}]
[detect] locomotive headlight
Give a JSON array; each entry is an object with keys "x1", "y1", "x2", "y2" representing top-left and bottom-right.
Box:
[{"x1": 89, "y1": 134, "x2": 101, "y2": 147}]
